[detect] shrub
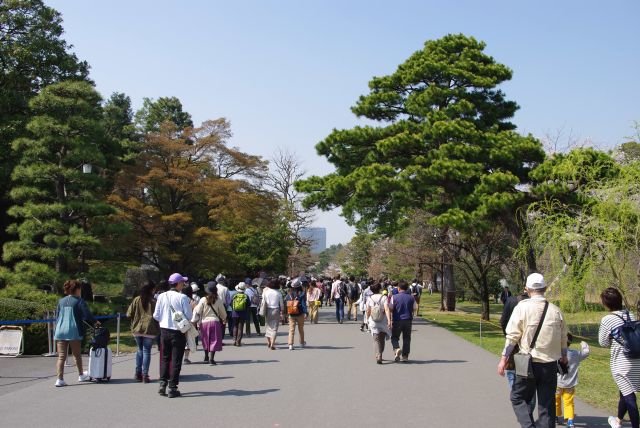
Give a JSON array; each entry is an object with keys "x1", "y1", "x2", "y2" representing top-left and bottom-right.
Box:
[{"x1": 0, "y1": 298, "x2": 49, "y2": 355}]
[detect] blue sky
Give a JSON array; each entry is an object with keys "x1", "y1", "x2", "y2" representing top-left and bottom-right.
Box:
[{"x1": 47, "y1": 0, "x2": 640, "y2": 245}]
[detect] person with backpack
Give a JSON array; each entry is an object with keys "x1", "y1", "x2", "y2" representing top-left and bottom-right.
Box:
[
  {"x1": 346, "y1": 276, "x2": 361, "y2": 321},
  {"x1": 127, "y1": 281, "x2": 160, "y2": 383},
  {"x1": 231, "y1": 282, "x2": 250, "y2": 346},
  {"x1": 191, "y1": 282, "x2": 227, "y2": 365},
  {"x1": 285, "y1": 280, "x2": 308, "y2": 350},
  {"x1": 598, "y1": 287, "x2": 640, "y2": 428},
  {"x1": 54, "y1": 279, "x2": 98, "y2": 387},
  {"x1": 366, "y1": 282, "x2": 392, "y2": 364},
  {"x1": 153, "y1": 273, "x2": 193, "y2": 398},
  {"x1": 215, "y1": 274, "x2": 232, "y2": 338},
  {"x1": 497, "y1": 273, "x2": 568, "y2": 428},
  {"x1": 331, "y1": 275, "x2": 346, "y2": 324},
  {"x1": 244, "y1": 278, "x2": 261, "y2": 337}
]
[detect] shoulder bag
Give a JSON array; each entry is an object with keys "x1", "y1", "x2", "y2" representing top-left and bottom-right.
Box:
[
  {"x1": 514, "y1": 301, "x2": 549, "y2": 378},
  {"x1": 168, "y1": 295, "x2": 191, "y2": 333}
]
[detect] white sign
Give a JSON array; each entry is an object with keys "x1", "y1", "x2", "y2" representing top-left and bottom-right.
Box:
[{"x1": 0, "y1": 327, "x2": 23, "y2": 356}]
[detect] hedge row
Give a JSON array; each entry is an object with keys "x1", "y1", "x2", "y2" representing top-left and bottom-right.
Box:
[{"x1": 0, "y1": 298, "x2": 49, "y2": 355}]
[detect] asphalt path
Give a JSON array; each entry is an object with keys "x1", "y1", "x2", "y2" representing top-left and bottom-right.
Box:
[{"x1": 0, "y1": 307, "x2": 609, "y2": 427}]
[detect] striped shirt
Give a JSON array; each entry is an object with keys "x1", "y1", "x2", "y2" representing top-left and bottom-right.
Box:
[{"x1": 599, "y1": 311, "x2": 640, "y2": 396}]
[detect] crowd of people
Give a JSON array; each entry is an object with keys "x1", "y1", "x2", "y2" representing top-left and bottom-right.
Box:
[{"x1": 52, "y1": 269, "x2": 640, "y2": 427}]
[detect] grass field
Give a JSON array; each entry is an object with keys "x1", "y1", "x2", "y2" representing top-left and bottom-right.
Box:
[{"x1": 418, "y1": 293, "x2": 616, "y2": 413}]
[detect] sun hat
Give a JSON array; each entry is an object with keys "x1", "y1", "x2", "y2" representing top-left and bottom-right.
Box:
[
  {"x1": 235, "y1": 282, "x2": 246, "y2": 292},
  {"x1": 168, "y1": 273, "x2": 188, "y2": 284},
  {"x1": 215, "y1": 274, "x2": 226, "y2": 283},
  {"x1": 525, "y1": 273, "x2": 545, "y2": 290},
  {"x1": 190, "y1": 282, "x2": 199, "y2": 292}
]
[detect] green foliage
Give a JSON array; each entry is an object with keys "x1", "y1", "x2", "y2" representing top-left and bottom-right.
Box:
[
  {"x1": 233, "y1": 221, "x2": 293, "y2": 274},
  {"x1": 337, "y1": 233, "x2": 373, "y2": 277},
  {"x1": 316, "y1": 244, "x2": 343, "y2": 273},
  {"x1": 103, "y1": 92, "x2": 140, "y2": 163},
  {"x1": 297, "y1": 34, "x2": 544, "y2": 235},
  {"x1": 0, "y1": 0, "x2": 90, "y2": 261},
  {"x1": 134, "y1": 96, "x2": 193, "y2": 133},
  {"x1": 0, "y1": 297, "x2": 49, "y2": 354},
  {"x1": 3, "y1": 81, "x2": 115, "y2": 289}
]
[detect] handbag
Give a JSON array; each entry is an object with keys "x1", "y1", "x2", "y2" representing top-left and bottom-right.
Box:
[
  {"x1": 258, "y1": 299, "x2": 266, "y2": 317},
  {"x1": 168, "y1": 298, "x2": 191, "y2": 333},
  {"x1": 514, "y1": 301, "x2": 549, "y2": 379}
]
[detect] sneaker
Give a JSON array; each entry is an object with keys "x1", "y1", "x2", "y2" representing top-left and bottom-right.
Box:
[
  {"x1": 401, "y1": 356, "x2": 409, "y2": 363},
  {"x1": 54, "y1": 379, "x2": 67, "y2": 387},
  {"x1": 209, "y1": 360, "x2": 217, "y2": 366},
  {"x1": 167, "y1": 388, "x2": 181, "y2": 398},
  {"x1": 566, "y1": 420, "x2": 574, "y2": 428},
  {"x1": 158, "y1": 384, "x2": 167, "y2": 396},
  {"x1": 142, "y1": 376, "x2": 151, "y2": 383},
  {"x1": 394, "y1": 348, "x2": 401, "y2": 362},
  {"x1": 608, "y1": 416, "x2": 621, "y2": 428},
  {"x1": 289, "y1": 345, "x2": 294, "y2": 350},
  {"x1": 78, "y1": 373, "x2": 91, "y2": 382},
  {"x1": 300, "y1": 342, "x2": 306, "y2": 348},
  {"x1": 183, "y1": 358, "x2": 191, "y2": 365},
  {"x1": 135, "y1": 372, "x2": 142, "y2": 382}
]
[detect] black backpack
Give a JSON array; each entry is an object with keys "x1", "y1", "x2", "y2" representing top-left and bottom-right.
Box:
[
  {"x1": 338, "y1": 281, "x2": 346, "y2": 298},
  {"x1": 347, "y1": 283, "x2": 360, "y2": 300},
  {"x1": 612, "y1": 311, "x2": 640, "y2": 358},
  {"x1": 90, "y1": 326, "x2": 111, "y2": 349}
]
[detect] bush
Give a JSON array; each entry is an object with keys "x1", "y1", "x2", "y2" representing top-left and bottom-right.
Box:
[
  {"x1": 0, "y1": 285, "x2": 59, "y2": 310},
  {"x1": 0, "y1": 298, "x2": 49, "y2": 355}
]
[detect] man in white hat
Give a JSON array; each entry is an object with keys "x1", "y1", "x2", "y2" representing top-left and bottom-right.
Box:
[{"x1": 497, "y1": 273, "x2": 568, "y2": 428}]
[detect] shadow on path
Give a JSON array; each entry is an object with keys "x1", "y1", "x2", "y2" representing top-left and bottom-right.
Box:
[
  {"x1": 573, "y1": 416, "x2": 610, "y2": 427},
  {"x1": 180, "y1": 374, "x2": 233, "y2": 382},
  {"x1": 219, "y1": 359, "x2": 278, "y2": 365},
  {"x1": 181, "y1": 388, "x2": 279, "y2": 397},
  {"x1": 400, "y1": 359, "x2": 467, "y2": 365},
  {"x1": 303, "y1": 345, "x2": 354, "y2": 350}
]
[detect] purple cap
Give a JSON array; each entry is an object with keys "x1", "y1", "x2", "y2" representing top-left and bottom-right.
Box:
[{"x1": 168, "y1": 273, "x2": 188, "y2": 284}]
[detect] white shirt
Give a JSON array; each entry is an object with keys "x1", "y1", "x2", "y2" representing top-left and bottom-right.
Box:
[
  {"x1": 153, "y1": 290, "x2": 193, "y2": 330},
  {"x1": 262, "y1": 287, "x2": 284, "y2": 309},
  {"x1": 217, "y1": 284, "x2": 230, "y2": 306},
  {"x1": 331, "y1": 280, "x2": 343, "y2": 299},
  {"x1": 245, "y1": 287, "x2": 259, "y2": 308}
]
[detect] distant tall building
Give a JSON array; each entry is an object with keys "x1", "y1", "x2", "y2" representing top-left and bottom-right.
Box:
[{"x1": 300, "y1": 227, "x2": 327, "y2": 254}]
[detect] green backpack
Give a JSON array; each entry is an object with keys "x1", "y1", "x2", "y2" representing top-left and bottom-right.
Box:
[{"x1": 232, "y1": 293, "x2": 248, "y2": 311}]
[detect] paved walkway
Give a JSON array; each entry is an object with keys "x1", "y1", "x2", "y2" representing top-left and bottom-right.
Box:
[{"x1": 0, "y1": 307, "x2": 609, "y2": 427}]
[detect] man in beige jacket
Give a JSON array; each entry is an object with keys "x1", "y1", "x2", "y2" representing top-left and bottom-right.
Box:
[{"x1": 497, "y1": 273, "x2": 568, "y2": 428}]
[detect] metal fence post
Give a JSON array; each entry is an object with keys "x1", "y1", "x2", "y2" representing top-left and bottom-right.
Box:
[
  {"x1": 43, "y1": 311, "x2": 57, "y2": 357},
  {"x1": 479, "y1": 318, "x2": 483, "y2": 348},
  {"x1": 116, "y1": 313, "x2": 121, "y2": 356}
]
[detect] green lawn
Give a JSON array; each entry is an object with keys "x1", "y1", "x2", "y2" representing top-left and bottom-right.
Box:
[{"x1": 418, "y1": 293, "x2": 616, "y2": 413}]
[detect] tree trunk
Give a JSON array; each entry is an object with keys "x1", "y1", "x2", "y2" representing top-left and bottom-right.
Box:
[
  {"x1": 443, "y1": 251, "x2": 455, "y2": 311},
  {"x1": 480, "y1": 276, "x2": 490, "y2": 321}
]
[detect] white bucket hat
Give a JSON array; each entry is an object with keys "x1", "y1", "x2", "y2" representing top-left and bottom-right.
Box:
[{"x1": 525, "y1": 273, "x2": 545, "y2": 290}]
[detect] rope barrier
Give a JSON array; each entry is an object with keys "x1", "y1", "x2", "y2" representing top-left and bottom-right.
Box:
[{"x1": 0, "y1": 314, "x2": 124, "y2": 326}]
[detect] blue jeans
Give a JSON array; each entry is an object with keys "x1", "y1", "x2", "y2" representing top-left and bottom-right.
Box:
[
  {"x1": 134, "y1": 336, "x2": 153, "y2": 377},
  {"x1": 334, "y1": 298, "x2": 345, "y2": 322}
]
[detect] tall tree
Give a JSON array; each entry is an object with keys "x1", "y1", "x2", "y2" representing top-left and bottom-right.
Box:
[
  {"x1": 134, "y1": 96, "x2": 193, "y2": 133},
  {"x1": 103, "y1": 92, "x2": 139, "y2": 162},
  {"x1": 3, "y1": 81, "x2": 113, "y2": 289},
  {"x1": 296, "y1": 34, "x2": 544, "y2": 315},
  {"x1": 0, "y1": 0, "x2": 89, "y2": 261}
]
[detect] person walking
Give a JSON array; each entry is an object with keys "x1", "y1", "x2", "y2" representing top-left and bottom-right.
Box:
[
  {"x1": 53, "y1": 279, "x2": 97, "y2": 387},
  {"x1": 358, "y1": 281, "x2": 373, "y2": 332},
  {"x1": 231, "y1": 282, "x2": 249, "y2": 346},
  {"x1": 598, "y1": 287, "x2": 640, "y2": 428},
  {"x1": 346, "y1": 276, "x2": 361, "y2": 321},
  {"x1": 153, "y1": 273, "x2": 193, "y2": 398},
  {"x1": 215, "y1": 274, "x2": 232, "y2": 338},
  {"x1": 127, "y1": 281, "x2": 160, "y2": 383},
  {"x1": 181, "y1": 284, "x2": 198, "y2": 365},
  {"x1": 285, "y1": 280, "x2": 308, "y2": 350},
  {"x1": 244, "y1": 279, "x2": 261, "y2": 337},
  {"x1": 306, "y1": 281, "x2": 322, "y2": 324},
  {"x1": 331, "y1": 275, "x2": 346, "y2": 323},
  {"x1": 261, "y1": 279, "x2": 285, "y2": 349},
  {"x1": 500, "y1": 284, "x2": 513, "y2": 304},
  {"x1": 390, "y1": 281, "x2": 417, "y2": 362},
  {"x1": 191, "y1": 282, "x2": 226, "y2": 365},
  {"x1": 497, "y1": 273, "x2": 568, "y2": 428},
  {"x1": 366, "y1": 282, "x2": 392, "y2": 364},
  {"x1": 555, "y1": 333, "x2": 590, "y2": 427}
]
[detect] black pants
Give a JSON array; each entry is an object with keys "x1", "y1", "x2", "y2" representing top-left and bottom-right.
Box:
[
  {"x1": 245, "y1": 307, "x2": 261, "y2": 335},
  {"x1": 619, "y1": 391, "x2": 640, "y2": 428},
  {"x1": 391, "y1": 319, "x2": 412, "y2": 357},
  {"x1": 511, "y1": 361, "x2": 557, "y2": 428},
  {"x1": 160, "y1": 328, "x2": 186, "y2": 389},
  {"x1": 226, "y1": 311, "x2": 234, "y2": 336}
]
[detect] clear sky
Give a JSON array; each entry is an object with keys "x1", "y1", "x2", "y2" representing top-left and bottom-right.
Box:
[{"x1": 47, "y1": 0, "x2": 640, "y2": 246}]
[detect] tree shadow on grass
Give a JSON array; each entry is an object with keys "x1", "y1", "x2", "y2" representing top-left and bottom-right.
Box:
[{"x1": 181, "y1": 388, "x2": 279, "y2": 397}]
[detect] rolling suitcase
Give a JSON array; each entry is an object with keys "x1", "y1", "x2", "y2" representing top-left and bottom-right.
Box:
[{"x1": 88, "y1": 347, "x2": 112, "y2": 382}]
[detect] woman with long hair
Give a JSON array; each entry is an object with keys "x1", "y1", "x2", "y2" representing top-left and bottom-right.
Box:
[
  {"x1": 53, "y1": 279, "x2": 97, "y2": 387},
  {"x1": 599, "y1": 287, "x2": 640, "y2": 428},
  {"x1": 306, "y1": 281, "x2": 321, "y2": 324},
  {"x1": 127, "y1": 281, "x2": 160, "y2": 383},
  {"x1": 192, "y1": 282, "x2": 227, "y2": 365},
  {"x1": 260, "y1": 279, "x2": 285, "y2": 350}
]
